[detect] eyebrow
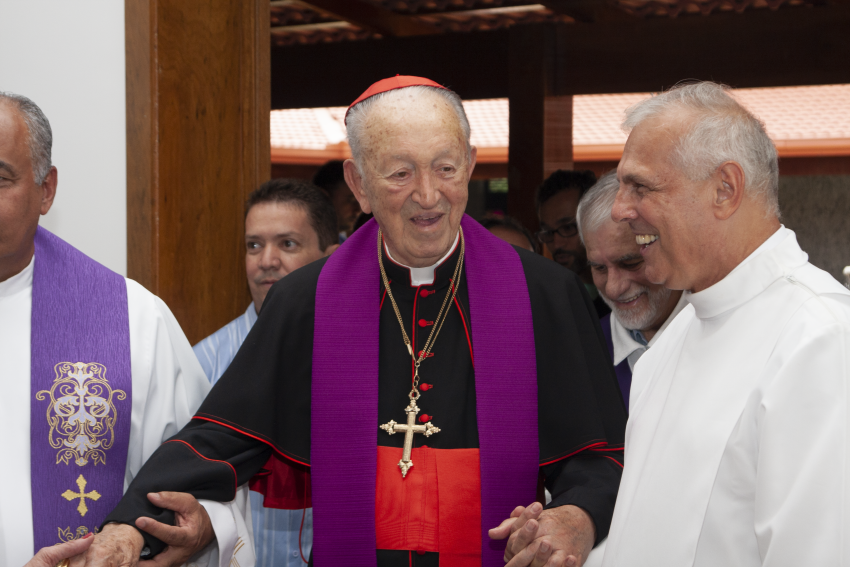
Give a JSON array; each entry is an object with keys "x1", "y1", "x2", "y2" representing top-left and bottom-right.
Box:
[
  {"x1": 616, "y1": 253, "x2": 643, "y2": 263},
  {"x1": 246, "y1": 232, "x2": 303, "y2": 240},
  {"x1": 621, "y1": 172, "x2": 653, "y2": 187},
  {"x1": 0, "y1": 160, "x2": 16, "y2": 175}
]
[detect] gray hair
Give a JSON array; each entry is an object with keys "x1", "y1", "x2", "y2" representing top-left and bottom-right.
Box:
[
  {"x1": 622, "y1": 81, "x2": 780, "y2": 218},
  {"x1": 346, "y1": 85, "x2": 471, "y2": 172},
  {"x1": 577, "y1": 170, "x2": 620, "y2": 245},
  {"x1": 0, "y1": 91, "x2": 53, "y2": 184}
]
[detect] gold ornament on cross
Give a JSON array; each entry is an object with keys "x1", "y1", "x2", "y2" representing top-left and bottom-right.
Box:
[
  {"x1": 61, "y1": 474, "x2": 101, "y2": 516},
  {"x1": 380, "y1": 397, "x2": 440, "y2": 477}
]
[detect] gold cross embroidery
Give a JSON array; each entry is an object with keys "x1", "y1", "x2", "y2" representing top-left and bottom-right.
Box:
[{"x1": 61, "y1": 474, "x2": 101, "y2": 517}]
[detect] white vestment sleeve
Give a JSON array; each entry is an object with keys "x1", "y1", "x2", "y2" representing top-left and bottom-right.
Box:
[
  {"x1": 754, "y1": 319, "x2": 849, "y2": 565},
  {"x1": 190, "y1": 486, "x2": 256, "y2": 567}
]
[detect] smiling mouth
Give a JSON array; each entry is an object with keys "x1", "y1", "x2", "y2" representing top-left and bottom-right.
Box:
[
  {"x1": 615, "y1": 291, "x2": 646, "y2": 306},
  {"x1": 635, "y1": 234, "x2": 658, "y2": 245},
  {"x1": 410, "y1": 213, "x2": 444, "y2": 227}
]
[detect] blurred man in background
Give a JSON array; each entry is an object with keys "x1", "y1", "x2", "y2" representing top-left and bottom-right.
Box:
[
  {"x1": 193, "y1": 178, "x2": 338, "y2": 567},
  {"x1": 312, "y1": 160, "x2": 361, "y2": 241},
  {"x1": 536, "y1": 169, "x2": 610, "y2": 317},
  {"x1": 480, "y1": 213, "x2": 537, "y2": 252},
  {"x1": 577, "y1": 171, "x2": 684, "y2": 409}
]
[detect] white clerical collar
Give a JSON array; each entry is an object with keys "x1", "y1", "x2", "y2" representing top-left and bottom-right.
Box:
[
  {"x1": 384, "y1": 232, "x2": 460, "y2": 287},
  {"x1": 610, "y1": 293, "x2": 689, "y2": 367},
  {"x1": 0, "y1": 254, "x2": 34, "y2": 298},
  {"x1": 687, "y1": 225, "x2": 808, "y2": 320}
]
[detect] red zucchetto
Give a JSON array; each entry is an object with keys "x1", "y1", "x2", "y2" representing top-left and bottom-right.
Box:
[{"x1": 344, "y1": 75, "x2": 447, "y2": 124}]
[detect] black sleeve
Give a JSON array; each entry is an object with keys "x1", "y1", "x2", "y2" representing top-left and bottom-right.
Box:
[
  {"x1": 542, "y1": 452, "x2": 624, "y2": 545},
  {"x1": 101, "y1": 420, "x2": 271, "y2": 557}
]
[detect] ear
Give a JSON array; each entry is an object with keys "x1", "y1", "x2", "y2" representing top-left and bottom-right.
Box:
[
  {"x1": 323, "y1": 243, "x2": 340, "y2": 257},
  {"x1": 466, "y1": 145, "x2": 478, "y2": 181},
  {"x1": 40, "y1": 166, "x2": 58, "y2": 216},
  {"x1": 713, "y1": 161, "x2": 745, "y2": 221},
  {"x1": 343, "y1": 159, "x2": 372, "y2": 215}
]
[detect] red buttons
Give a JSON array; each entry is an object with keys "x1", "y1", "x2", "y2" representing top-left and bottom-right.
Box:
[
  {"x1": 416, "y1": 550, "x2": 427, "y2": 556},
  {"x1": 419, "y1": 288, "x2": 435, "y2": 298},
  {"x1": 419, "y1": 414, "x2": 432, "y2": 423},
  {"x1": 419, "y1": 383, "x2": 432, "y2": 391},
  {"x1": 418, "y1": 319, "x2": 433, "y2": 327},
  {"x1": 417, "y1": 350, "x2": 434, "y2": 359}
]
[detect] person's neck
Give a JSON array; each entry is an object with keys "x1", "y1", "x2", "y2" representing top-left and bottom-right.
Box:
[
  {"x1": 384, "y1": 232, "x2": 459, "y2": 270},
  {"x1": 690, "y1": 215, "x2": 781, "y2": 293},
  {"x1": 0, "y1": 242, "x2": 35, "y2": 284}
]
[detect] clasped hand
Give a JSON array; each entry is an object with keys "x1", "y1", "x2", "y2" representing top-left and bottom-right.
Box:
[
  {"x1": 64, "y1": 491, "x2": 214, "y2": 567},
  {"x1": 489, "y1": 503, "x2": 595, "y2": 567}
]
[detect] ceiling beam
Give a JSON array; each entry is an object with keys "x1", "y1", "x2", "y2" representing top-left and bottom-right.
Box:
[
  {"x1": 541, "y1": 0, "x2": 634, "y2": 23},
  {"x1": 271, "y1": 5, "x2": 850, "y2": 108},
  {"x1": 296, "y1": 0, "x2": 441, "y2": 37}
]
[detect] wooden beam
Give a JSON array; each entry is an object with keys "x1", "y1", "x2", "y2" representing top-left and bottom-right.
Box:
[
  {"x1": 271, "y1": 5, "x2": 850, "y2": 109},
  {"x1": 542, "y1": 0, "x2": 634, "y2": 23},
  {"x1": 126, "y1": 0, "x2": 270, "y2": 344},
  {"x1": 297, "y1": 0, "x2": 440, "y2": 36}
]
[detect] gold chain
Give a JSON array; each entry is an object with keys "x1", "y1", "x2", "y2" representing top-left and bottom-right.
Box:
[{"x1": 377, "y1": 228, "x2": 465, "y2": 399}]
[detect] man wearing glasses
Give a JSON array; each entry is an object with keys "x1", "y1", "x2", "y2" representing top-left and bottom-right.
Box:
[{"x1": 536, "y1": 169, "x2": 611, "y2": 317}]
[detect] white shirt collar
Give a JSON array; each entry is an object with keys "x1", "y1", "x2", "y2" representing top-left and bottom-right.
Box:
[
  {"x1": 384, "y1": 232, "x2": 460, "y2": 287},
  {"x1": 0, "y1": 255, "x2": 34, "y2": 298},
  {"x1": 610, "y1": 293, "x2": 689, "y2": 368}
]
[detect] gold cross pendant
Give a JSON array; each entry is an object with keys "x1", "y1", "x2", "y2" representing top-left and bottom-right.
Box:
[{"x1": 379, "y1": 397, "x2": 440, "y2": 477}]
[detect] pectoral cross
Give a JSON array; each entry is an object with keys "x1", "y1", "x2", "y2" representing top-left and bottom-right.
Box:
[
  {"x1": 380, "y1": 397, "x2": 440, "y2": 478},
  {"x1": 62, "y1": 474, "x2": 101, "y2": 516}
]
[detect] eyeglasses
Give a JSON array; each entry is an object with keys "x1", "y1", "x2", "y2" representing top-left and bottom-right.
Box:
[{"x1": 536, "y1": 222, "x2": 578, "y2": 244}]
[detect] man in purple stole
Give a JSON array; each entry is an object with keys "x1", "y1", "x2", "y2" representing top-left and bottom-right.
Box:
[
  {"x1": 86, "y1": 77, "x2": 626, "y2": 567},
  {"x1": 0, "y1": 92, "x2": 250, "y2": 567}
]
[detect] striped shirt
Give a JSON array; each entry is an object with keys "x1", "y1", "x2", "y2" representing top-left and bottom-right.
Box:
[{"x1": 194, "y1": 304, "x2": 313, "y2": 567}]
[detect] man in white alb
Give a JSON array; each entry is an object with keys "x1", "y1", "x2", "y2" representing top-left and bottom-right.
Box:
[
  {"x1": 602, "y1": 81, "x2": 850, "y2": 566},
  {"x1": 0, "y1": 92, "x2": 252, "y2": 567}
]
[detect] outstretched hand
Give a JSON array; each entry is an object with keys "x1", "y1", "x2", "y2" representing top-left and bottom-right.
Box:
[
  {"x1": 25, "y1": 533, "x2": 94, "y2": 567},
  {"x1": 489, "y1": 502, "x2": 595, "y2": 567}
]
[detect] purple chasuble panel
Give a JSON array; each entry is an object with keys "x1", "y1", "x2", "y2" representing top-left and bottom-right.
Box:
[
  {"x1": 311, "y1": 215, "x2": 538, "y2": 566},
  {"x1": 30, "y1": 227, "x2": 132, "y2": 551}
]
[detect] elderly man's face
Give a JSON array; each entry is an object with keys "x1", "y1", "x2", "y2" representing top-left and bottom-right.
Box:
[
  {"x1": 585, "y1": 220, "x2": 679, "y2": 335},
  {"x1": 344, "y1": 91, "x2": 476, "y2": 268},
  {"x1": 0, "y1": 102, "x2": 56, "y2": 282},
  {"x1": 612, "y1": 114, "x2": 716, "y2": 291}
]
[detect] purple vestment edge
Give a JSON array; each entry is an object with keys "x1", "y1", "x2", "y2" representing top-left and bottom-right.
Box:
[
  {"x1": 30, "y1": 227, "x2": 132, "y2": 552},
  {"x1": 311, "y1": 215, "x2": 538, "y2": 565}
]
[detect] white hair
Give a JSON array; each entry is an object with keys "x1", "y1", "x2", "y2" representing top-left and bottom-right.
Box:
[
  {"x1": 0, "y1": 91, "x2": 53, "y2": 184},
  {"x1": 577, "y1": 170, "x2": 619, "y2": 245},
  {"x1": 622, "y1": 81, "x2": 780, "y2": 218},
  {"x1": 345, "y1": 85, "x2": 471, "y2": 173}
]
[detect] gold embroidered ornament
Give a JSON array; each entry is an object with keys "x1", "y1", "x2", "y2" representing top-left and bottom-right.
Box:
[{"x1": 377, "y1": 228, "x2": 465, "y2": 477}]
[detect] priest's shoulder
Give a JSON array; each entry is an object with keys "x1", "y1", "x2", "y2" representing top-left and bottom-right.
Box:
[
  {"x1": 512, "y1": 245, "x2": 585, "y2": 294},
  {"x1": 260, "y1": 255, "x2": 330, "y2": 316}
]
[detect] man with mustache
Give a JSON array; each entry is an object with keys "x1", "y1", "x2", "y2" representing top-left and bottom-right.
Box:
[
  {"x1": 601, "y1": 82, "x2": 850, "y2": 566},
  {"x1": 192, "y1": 178, "x2": 338, "y2": 567},
  {"x1": 76, "y1": 76, "x2": 626, "y2": 567},
  {"x1": 536, "y1": 170, "x2": 610, "y2": 318},
  {"x1": 576, "y1": 171, "x2": 685, "y2": 409}
]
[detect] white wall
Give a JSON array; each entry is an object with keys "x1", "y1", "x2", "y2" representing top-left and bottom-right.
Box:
[{"x1": 0, "y1": 1, "x2": 127, "y2": 275}]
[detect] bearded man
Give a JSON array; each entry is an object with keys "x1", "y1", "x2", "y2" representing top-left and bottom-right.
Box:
[
  {"x1": 76, "y1": 76, "x2": 626, "y2": 567},
  {"x1": 602, "y1": 82, "x2": 850, "y2": 566},
  {"x1": 576, "y1": 172, "x2": 685, "y2": 408}
]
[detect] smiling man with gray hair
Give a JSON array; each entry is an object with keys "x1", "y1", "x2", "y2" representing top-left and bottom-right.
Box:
[
  {"x1": 600, "y1": 81, "x2": 850, "y2": 566},
  {"x1": 576, "y1": 171, "x2": 684, "y2": 409}
]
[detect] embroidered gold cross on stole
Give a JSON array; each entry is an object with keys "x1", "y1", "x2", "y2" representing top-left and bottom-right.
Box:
[
  {"x1": 62, "y1": 474, "x2": 101, "y2": 516},
  {"x1": 380, "y1": 398, "x2": 440, "y2": 477}
]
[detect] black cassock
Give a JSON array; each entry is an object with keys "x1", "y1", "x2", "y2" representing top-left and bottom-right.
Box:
[{"x1": 105, "y1": 242, "x2": 627, "y2": 566}]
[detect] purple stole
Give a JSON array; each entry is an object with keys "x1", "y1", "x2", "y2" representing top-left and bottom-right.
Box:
[
  {"x1": 311, "y1": 215, "x2": 539, "y2": 565},
  {"x1": 30, "y1": 227, "x2": 132, "y2": 551}
]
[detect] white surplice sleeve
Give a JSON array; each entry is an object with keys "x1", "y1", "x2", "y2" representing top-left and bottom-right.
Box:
[
  {"x1": 752, "y1": 306, "x2": 850, "y2": 565},
  {"x1": 125, "y1": 280, "x2": 254, "y2": 567}
]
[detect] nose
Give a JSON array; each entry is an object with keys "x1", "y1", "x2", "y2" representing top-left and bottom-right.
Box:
[
  {"x1": 611, "y1": 184, "x2": 638, "y2": 223},
  {"x1": 258, "y1": 245, "x2": 281, "y2": 270},
  {"x1": 411, "y1": 171, "x2": 441, "y2": 209},
  {"x1": 605, "y1": 267, "x2": 631, "y2": 301}
]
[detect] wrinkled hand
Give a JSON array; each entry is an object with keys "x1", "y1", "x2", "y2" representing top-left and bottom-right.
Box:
[
  {"x1": 68, "y1": 492, "x2": 214, "y2": 567},
  {"x1": 135, "y1": 492, "x2": 215, "y2": 567},
  {"x1": 69, "y1": 523, "x2": 143, "y2": 567},
  {"x1": 25, "y1": 533, "x2": 94, "y2": 567},
  {"x1": 489, "y1": 502, "x2": 595, "y2": 567}
]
